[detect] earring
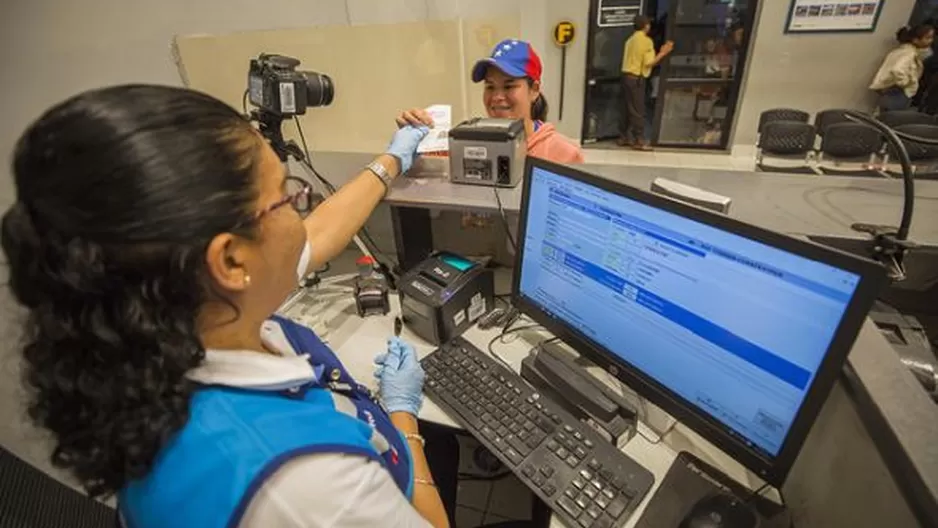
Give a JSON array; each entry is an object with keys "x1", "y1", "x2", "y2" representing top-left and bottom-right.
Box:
[{"x1": 244, "y1": 275, "x2": 252, "y2": 287}]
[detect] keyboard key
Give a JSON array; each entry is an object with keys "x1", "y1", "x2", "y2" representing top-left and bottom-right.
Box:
[
  {"x1": 588, "y1": 459, "x2": 602, "y2": 471},
  {"x1": 584, "y1": 439, "x2": 594, "y2": 448},
  {"x1": 564, "y1": 424, "x2": 575, "y2": 433},
  {"x1": 580, "y1": 469, "x2": 594, "y2": 481},
  {"x1": 557, "y1": 432, "x2": 569, "y2": 442},
  {"x1": 539, "y1": 466, "x2": 554, "y2": 478},
  {"x1": 521, "y1": 464, "x2": 535, "y2": 477},
  {"x1": 575, "y1": 495, "x2": 589, "y2": 510},
  {"x1": 565, "y1": 456, "x2": 579, "y2": 467},
  {"x1": 601, "y1": 488, "x2": 615, "y2": 500},
  {"x1": 575, "y1": 447, "x2": 588, "y2": 459},
  {"x1": 572, "y1": 478, "x2": 586, "y2": 490},
  {"x1": 592, "y1": 515, "x2": 614, "y2": 528},
  {"x1": 557, "y1": 496, "x2": 583, "y2": 518},
  {"x1": 547, "y1": 440, "x2": 560, "y2": 451},
  {"x1": 496, "y1": 425, "x2": 509, "y2": 437},
  {"x1": 480, "y1": 426, "x2": 495, "y2": 439},
  {"x1": 606, "y1": 496, "x2": 629, "y2": 518},
  {"x1": 533, "y1": 473, "x2": 546, "y2": 487},
  {"x1": 565, "y1": 487, "x2": 578, "y2": 499},
  {"x1": 599, "y1": 469, "x2": 615, "y2": 482},
  {"x1": 586, "y1": 504, "x2": 601, "y2": 519},
  {"x1": 543, "y1": 484, "x2": 557, "y2": 497},
  {"x1": 623, "y1": 487, "x2": 637, "y2": 499},
  {"x1": 504, "y1": 447, "x2": 523, "y2": 465},
  {"x1": 526, "y1": 432, "x2": 545, "y2": 449},
  {"x1": 591, "y1": 480, "x2": 603, "y2": 491},
  {"x1": 578, "y1": 515, "x2": 592, "y2": 528},
  {"x1": 550, "y1": 413, "x2": 563, "y2": 424},
  {"x1": 573, "y1": 431, "x2": 584, "y2": 441},
  {"x1": 524, "y1": 420, "x2": 537, "y2": 431},
  {"x1": 595, "y1": 495, "x2": 610, "y2": 510},
  {"x1": 508, "y1": 435, "x2": 531, "y2": 457},
  {"x1": 583, "y1": 486, "x2": 598, "y2": 499},
  {"x1": 557, "y1": 447, "x2": 570, "y2": 459}
]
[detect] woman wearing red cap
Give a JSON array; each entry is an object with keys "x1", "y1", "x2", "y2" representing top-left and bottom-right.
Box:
[{"x1": 399, "y1": 39, "x2": 585, "y2": 164}]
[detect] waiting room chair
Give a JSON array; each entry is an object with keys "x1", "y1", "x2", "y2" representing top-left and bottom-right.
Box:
[
  {"x1": 879, "y1": 110, "x2": 935, "y2": 129},
  {"x1": 814, "y1": 109, "x2": 855, "y2": 138},
  {"x1": 756, "y1": 121, "x2": 817, "y2": 174},
  {"x1": 888, "y1": 123, "x2": 938, "y2": 179},
  {"x1": 0, "y1": 444, "x2": 116, "y2": 528},
  {"x1": 758, "y1": 108, "x2": 810, "y2": 134},
  {"x1": 816, "y1": 122, "x2": 885, "y2": 177}
]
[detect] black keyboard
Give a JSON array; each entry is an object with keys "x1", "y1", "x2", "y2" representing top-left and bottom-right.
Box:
[{"x1": 422, "y1": 336, "x2": 655, "y2": 528}]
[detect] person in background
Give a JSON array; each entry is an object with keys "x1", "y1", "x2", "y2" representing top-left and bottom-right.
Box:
[
  {"x1": 870, "y1": 24, "x2": 935, "y2": 113},
  {"x1": 618, "y1": 16, "x2": 674, "y2": 151},
  {"x1": 398, "y1": 38, "x2": 584, "y2": 164},
  {"x1": 2, "y1": 84, "x2": 451, "y2": 527}
]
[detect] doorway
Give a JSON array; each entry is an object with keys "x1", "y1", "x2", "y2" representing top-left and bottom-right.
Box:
[{"x1": 581, "y1": 0, "x2": 757, "y2": 149}]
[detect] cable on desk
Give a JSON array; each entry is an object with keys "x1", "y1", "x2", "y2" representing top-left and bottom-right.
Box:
[
  {"x1": 636, "y1": 420, "x2": 677, "y2": 445},
  {"x1": 493, "y1": 187, "x2": 518, "y2": 253},
  {"x1": 487, "y1": 323, "x2": 543, "y2": 369}
]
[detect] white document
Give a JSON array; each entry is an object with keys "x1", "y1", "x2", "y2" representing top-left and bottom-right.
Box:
[{"x1": 416, "y1": 104, "x2": 452, "y2": 154}]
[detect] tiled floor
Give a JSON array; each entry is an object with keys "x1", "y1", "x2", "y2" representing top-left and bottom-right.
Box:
[{"x1": 454, "y1": 435, "x2": 535, "y2": 527}]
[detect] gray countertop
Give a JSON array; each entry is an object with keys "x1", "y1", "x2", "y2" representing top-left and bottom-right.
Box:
[
  {"x1": 305, "y1": 151, "x2": 938, "y2": 524},
  {"x1": 304, "y1": 152, "x2": 938, "y2": 243}
]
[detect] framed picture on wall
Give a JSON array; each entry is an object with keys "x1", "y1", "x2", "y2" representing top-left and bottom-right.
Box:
[{"x1": 785, "y1": 0, "x2": 884, "y2": 33}]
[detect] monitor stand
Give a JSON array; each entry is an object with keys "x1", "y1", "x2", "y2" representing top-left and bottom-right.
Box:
[
  {"x1": 636, "y1": 451, "x2": 791, "y2": 528},
  {"x1": 520, "y1": 340, "x2": 638, "y2": 444}
]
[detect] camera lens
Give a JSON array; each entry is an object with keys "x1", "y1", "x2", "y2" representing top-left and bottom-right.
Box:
[{"x1": 301, "y1": 71, "x2": 334, "y2": 108}]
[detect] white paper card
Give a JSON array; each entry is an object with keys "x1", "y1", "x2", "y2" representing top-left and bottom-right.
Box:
[{"x1": 416, "y1": 104, "x2": 452, "y2": 153}]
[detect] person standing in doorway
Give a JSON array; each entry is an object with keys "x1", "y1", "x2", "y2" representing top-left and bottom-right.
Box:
[{"x1": 618, "y1": 15, "x2": 674, "y2": 151}]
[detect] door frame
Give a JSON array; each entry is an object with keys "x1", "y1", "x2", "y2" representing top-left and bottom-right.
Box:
[
  {"x1": 650, "y1": 1, "x2": 758, "y2": 150},
  {"x1": 580, "y1": 0, "x2": 650, "y2": 144}
]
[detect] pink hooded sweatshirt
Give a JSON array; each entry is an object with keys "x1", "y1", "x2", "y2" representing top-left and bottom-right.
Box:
[{"x1": 527, "y1": 123, "x2": 585, "y2": 164}]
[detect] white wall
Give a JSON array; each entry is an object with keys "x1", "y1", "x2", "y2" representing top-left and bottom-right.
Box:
[
  {"x1": 0, "y1": 0, "x2": 522, "y2": 209},
  {"x1": 731, "y1": 0, "x2": 917, "y2": 150}
]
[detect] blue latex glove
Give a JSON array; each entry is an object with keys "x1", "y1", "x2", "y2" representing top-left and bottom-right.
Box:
[
  {"x1": 374, "y1": 337, "x2": 425, "y2": 415},
  {"x1": 385, "y1": 125, "x2": 429, "y2": 174}
]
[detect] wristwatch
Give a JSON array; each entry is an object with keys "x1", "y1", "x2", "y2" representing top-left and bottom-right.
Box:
[{"x1": 366, "y1": 160, "x2": 393, "y2": 195}]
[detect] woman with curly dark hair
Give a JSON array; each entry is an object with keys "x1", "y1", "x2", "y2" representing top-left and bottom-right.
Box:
[{"x1": 2, "y1": 84, "x2": 450, "y2": 527}]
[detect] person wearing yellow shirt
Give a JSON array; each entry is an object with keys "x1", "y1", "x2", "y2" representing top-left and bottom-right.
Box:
[{"x1": 618, "y1": 16, "x2": 674, "y2": 151}]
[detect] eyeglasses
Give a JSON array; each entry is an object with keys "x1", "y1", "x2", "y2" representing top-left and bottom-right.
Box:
[{"x1": 256, "y1": 176, "x2": 315, "y2": 220}]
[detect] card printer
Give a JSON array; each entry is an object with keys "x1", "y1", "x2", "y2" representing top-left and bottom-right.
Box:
[
  {"x1": 448, "y1": 118, "x2": 526, "y2": 188},
  {"x1": 398, "y1": 252, "x2": 495, "y2": 345}
]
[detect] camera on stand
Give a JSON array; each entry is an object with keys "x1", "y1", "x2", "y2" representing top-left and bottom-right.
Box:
[{"x1": 246, "y1": 53, "x2": 335, "y2": 161}]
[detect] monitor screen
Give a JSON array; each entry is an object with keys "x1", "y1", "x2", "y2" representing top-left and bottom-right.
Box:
[{"x1": 516, "y1": 164, "x2": 868, "y2": 462}]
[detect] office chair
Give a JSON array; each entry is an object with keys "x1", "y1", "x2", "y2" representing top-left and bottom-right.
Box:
[
  {"x1": 816, "y1": 122, "x2": 885, "y2": 177},
  {"x1": 756, "y1": 120, "x2": 817, "y2": 174},
  {"x1": 757, "y1": 108, "x2": 810, "y2": 134},
  {"x1": 888, "y1": 123, "x2": 938, "y2": 179},
  {"x1": 879, "y1": 110, "x2": 935, "y2": 128},
  {"x1": 814, "y1": 109, "x2": 854, "y2": 137},
  {"x1": 0, "y1": 445, "x2": 116, "y2": 528}
]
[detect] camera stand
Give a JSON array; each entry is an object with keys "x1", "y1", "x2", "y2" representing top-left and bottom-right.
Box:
[{"x1": 248, "y1": 110, "x2": 390, "y2": 280}]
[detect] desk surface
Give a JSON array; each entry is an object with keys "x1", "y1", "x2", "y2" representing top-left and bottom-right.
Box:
[
  {"x1": 307, "y1": 151, "x2": 938, "y2": 244},
  {"x1": 282, "y1": 282, "x2": 775, "y2": 527},
  {"x1": 304, "y1": 152, "x2": 938, "y2": 524}
]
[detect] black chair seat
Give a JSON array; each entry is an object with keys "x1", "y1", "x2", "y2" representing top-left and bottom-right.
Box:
[
  {"x1": 815, "y1": 109, "x2": 854, "y2": 137},
  {"x1": 819, "y1": 122, "x2": 882, "y2": 159},
  {"x1": 758, "y1": 108, "x2": 810, "y2": 133},
  {"x1": 0, "y1": 445, "x2": 116, "y2": 528},
  {"x1": 880, "y1": 110, "x2": 935, "y2": 128}
]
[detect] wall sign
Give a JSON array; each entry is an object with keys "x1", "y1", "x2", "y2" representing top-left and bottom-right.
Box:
[
  {"x1": 597, "y1": 0, "x2": 643, "y2": 28},
  {"x1": 553, "y1": 21, "x2": 576, "y2": 47},
  {"x1": 785, "y1": 0, "x2": 884, "y2": 33}
]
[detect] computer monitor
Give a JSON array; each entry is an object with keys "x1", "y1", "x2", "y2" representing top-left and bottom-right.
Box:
[{"x1": 512, "y1": 158, "x2": 886, "y2": 486}]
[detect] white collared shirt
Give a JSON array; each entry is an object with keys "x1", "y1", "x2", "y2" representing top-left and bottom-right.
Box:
[{"x1": 187, "y1": 321, "x2": 431, "y2": 528}]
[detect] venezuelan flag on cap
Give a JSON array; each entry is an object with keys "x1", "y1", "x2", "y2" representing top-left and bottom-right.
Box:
[{"x1": 471, "y1": 39, "x2": 542, "y2": 83}]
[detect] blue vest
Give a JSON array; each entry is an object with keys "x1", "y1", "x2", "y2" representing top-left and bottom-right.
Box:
[{"x1": 118, "y1": 316, "x2": 413, "y2": 528}]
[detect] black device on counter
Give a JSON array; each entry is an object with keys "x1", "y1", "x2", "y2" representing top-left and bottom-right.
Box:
[
  {"x1": 398, "y1": 252, "x2": 494, "y2": 345},
  {"x1": 247, "y1": 54, "x2": 334, "y2": 117},
  {"x1": 521, "y1": 341, "x2": 637, "y2": 443}
]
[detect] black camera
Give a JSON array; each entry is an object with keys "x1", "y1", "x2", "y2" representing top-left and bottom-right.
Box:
[{"x1": 247, "y1": 54, "x2": 334, "y2": 116}]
